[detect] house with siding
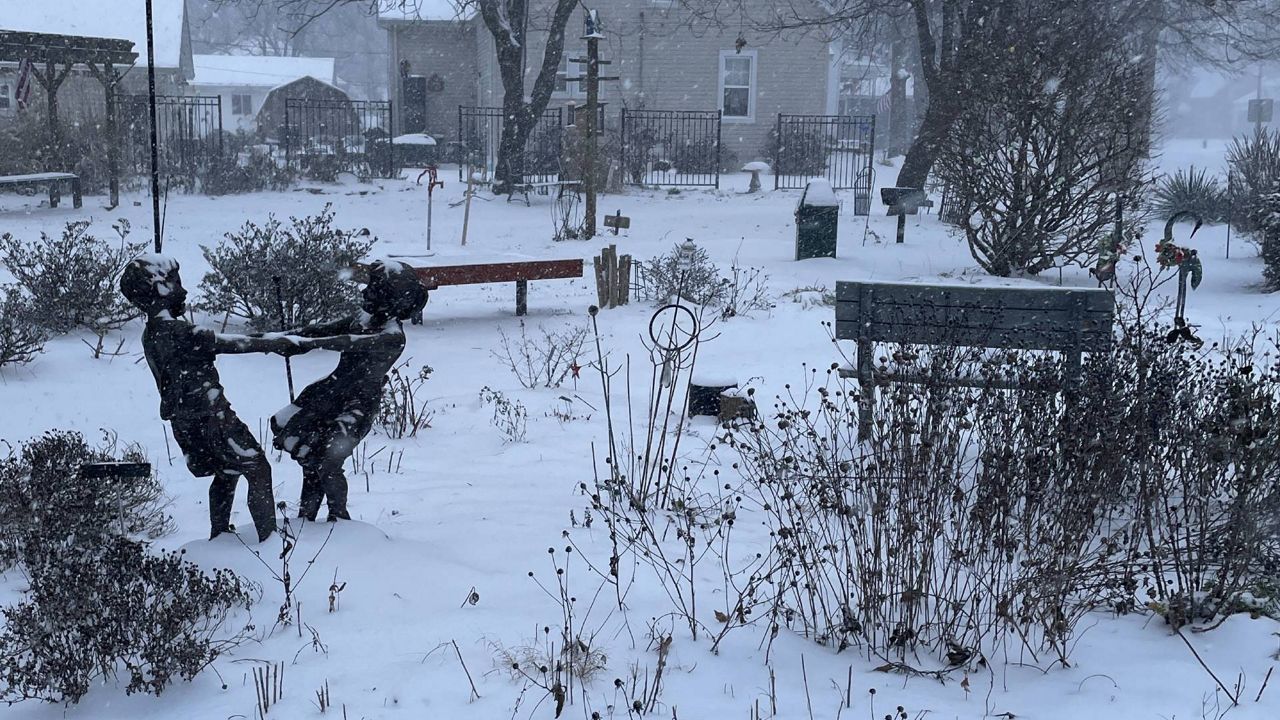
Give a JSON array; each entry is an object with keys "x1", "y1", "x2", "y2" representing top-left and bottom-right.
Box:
[
  {"x1": 378, "y1": 0, "x2": 838, "y2": 166},
  {"x1": 0, "y1": 0, "x2": 193, "y2": 126},
  {"x1": 190, "y1": 54, "x2": 337, "y2": 134}
]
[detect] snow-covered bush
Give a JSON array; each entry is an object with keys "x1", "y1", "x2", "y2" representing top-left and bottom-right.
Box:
[
  {"x1": 198, "y1": 204, "x2": 374, "y2": 330},
  {"x1": 1254, "y1": 192, "x2": 1280, "y2": 290},
  {"x1": 0, "y1": 537, "x2": 254, "y2": 704},
  {"x1": 0, "y1": 431, "x2": 244, "y2": 705},
  {"x1": 1226, "y1": 129, "x2": 1280, "y2": 235},
  {"x1": 639, "y1": 242, "x2": 726, "y2": 306},
  {"x1": 0, "y1": 220, "x2": 143, "y2": 335},
  {"x1": 0, "y1": 286, "x2": 45, "y2": 369},
  {"x1": 0, "y1": 430, "x2": 172, "y2": 570},
  {"x1": 638, "y1": 244, "x2": 772, "y2": 317},
  {"x1": 204, "y1": 134, "x2": 295, "y2": 195}
]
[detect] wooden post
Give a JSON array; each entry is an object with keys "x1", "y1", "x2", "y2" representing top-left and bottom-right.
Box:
[
  {"x1": 516, "y1": 279, "x2": 528, "y2": 316},
  {"x1": 617, "y1": 254, "x2": 631, "y2": 306},
  {"x1": 88, "y1": 61, "x2": 123, "y2": 209}
]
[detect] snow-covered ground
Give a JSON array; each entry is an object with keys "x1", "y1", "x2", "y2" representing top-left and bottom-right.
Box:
[{"x1": 1, "y1": 147, "x2": 1279, "y2": 720}]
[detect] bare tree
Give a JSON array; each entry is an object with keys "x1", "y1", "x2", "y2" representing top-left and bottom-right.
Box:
[
  {"x1": 471, "y1": 0, "x2": 580, "y2": 193},
  {"x1": 935, "y1": 0, "x2": 1150, "y2": 277},
  {"x1": 679, "y1": 0, "x2": 1280, "y2": 194},
  {"x1": 221, "y1": 1, "x2": 579, "y2": 193}
]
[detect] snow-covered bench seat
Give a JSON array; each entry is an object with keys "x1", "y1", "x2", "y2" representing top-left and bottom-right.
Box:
[
  {"x1": 408, "y1": 258, "x2": 584, "y2": 317},
  {"x1": 0, "y1": 172, "x2": 82, "y2": 209}
]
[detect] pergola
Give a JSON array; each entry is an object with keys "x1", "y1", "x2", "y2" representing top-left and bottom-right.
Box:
[{"x1": 0, "y1": 30, "x2": 138, "y2": 207}]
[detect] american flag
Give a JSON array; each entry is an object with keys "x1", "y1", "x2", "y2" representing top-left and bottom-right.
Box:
[
  {"x1": 877, "y1": 92, "x2": 892, "y2": 114},
  {"x1": 15, "y1": 59, "x2": 33, "y2": 111}
]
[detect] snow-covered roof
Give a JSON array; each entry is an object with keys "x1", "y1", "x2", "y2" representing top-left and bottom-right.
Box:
[
  {"x1": 378, "y1": 0, "x2": 472, "y2": 23},
  {"x1": 0, "y1": 0, "x2": 187, "y2": 69},
  {"x1": 192, "y1": 55, "x2": 336, "y2": 88}
]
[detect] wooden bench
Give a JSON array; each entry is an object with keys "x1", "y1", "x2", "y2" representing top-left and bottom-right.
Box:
[
  {"x1": 834, "y1": 280, "x2": 1114, "y2": 438},
  {"x1": 409, "y1": 258, "x2": 584, "y2": 319},
  {"x1": 508, "y1": 180, "x2": 581, "y2": 206},
  {"x1": 0, "y1": 172, "x2": 82, "y2": 209}
]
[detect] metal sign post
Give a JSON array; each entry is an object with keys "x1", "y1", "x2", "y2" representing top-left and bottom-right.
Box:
[{"x1": 144, "y1": 0, "x2": 162, "y2": 252}]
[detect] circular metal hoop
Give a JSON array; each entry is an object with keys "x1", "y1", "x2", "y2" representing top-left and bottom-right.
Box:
[{"x1": 648, "y1": 303, "x2": 699, "y2": 353}]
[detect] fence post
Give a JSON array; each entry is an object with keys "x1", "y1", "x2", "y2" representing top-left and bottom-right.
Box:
[
  {"x1": 714, "y1": 110, "x2": 722, "y2": 190},
  {"x1": 774, "y1": 114, "x2": 783, "y2": 191},
  {"x1": 387, "y1": 99, "x2": 395, "y2": 178}
]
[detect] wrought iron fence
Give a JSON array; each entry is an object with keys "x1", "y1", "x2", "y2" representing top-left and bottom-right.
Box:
[
  {"x1": 456, "y1": 106, "x2": 565, "y2": 185},
  {"x1": 774, "y1": 114, "x2": 876, "y2": 215},
  {"x1": 284, "y1": 98, "x2": 394, "y2": 179},
  {"x1": 120, "y1": 95, "x2": 223, "y2": 184},
  {"x1": 621, "y1": 109, "x2": 721, "y2": 188}
]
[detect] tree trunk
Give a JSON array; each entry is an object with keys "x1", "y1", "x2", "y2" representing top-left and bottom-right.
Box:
[
  {"x1": 888, "y1": 34, "x2": 908, "y2": 157},
  {"x1": 894, "y1": 81, "x2": 962, "y2": 192}
]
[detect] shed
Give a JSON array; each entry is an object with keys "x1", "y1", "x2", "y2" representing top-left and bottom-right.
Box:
[{"x1": 257, "y1": 76, "x2": 353, "y2": 142}]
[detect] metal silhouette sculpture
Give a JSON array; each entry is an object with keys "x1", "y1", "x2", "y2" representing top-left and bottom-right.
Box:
[
  {"x1": 1156, "y1": 211, "x2": 1205, "y2": 347},
  {"x1": 120, "y1": 255, "x2": 311, "y2": 542},
  {"x1": 270, "y1": 260, "x2": 428, "y2": 522}
]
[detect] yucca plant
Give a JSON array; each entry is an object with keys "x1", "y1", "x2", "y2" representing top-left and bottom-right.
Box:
[{"x1": 1154, "y1": 165, "x2": 1228, "y2": 223}]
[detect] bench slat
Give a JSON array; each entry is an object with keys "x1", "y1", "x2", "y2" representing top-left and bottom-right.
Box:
[
  {"x1": 834, "y1": 320, "x2": 1111, "y2": 351},
  {"x1": 834, "y1": 301, "x2": 1112, "y2": 329},
  {"x1": 413, "y1": 259, "x2": 583, "y2": 288},
  {"x1": 835, "y1": 280, "x2": 1114, "y2": 313},
  {"x1": 0, "y1": 172, "x2": 78, "y2": 183}
]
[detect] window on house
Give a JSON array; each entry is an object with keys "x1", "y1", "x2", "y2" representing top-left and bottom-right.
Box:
[
  {"x1": 555, "y1": 52, "x2": 585, "y2": 98},
  {"x1": 720, "y1": 51, "x2": 756, "y2": 120},
  {"x1": 231, "y1": 94, "x2": 253, "y2": 115},
  {"x1": 0, "y1": 83, "x2": 12, "y2": 115}
]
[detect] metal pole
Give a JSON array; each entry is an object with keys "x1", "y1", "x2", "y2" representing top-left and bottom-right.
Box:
[{"x1": 145, "y1": 0, "x2": 163, "y2": 253}]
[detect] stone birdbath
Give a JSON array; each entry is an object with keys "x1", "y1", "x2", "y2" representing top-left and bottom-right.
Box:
[{"x1": 742, "y1": 161, "x2": 770, "y2": 193}]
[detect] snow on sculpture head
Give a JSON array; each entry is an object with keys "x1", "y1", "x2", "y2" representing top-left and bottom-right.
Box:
[
  {"x1": 361, "y1": 258, "x2": 428, "y2": 322},
  {"x1": 120, "y1": 253, "x2": 187, "y2": 316}
]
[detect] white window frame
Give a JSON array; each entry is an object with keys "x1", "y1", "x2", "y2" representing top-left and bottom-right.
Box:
[
  {"x1": 0, "y1": 82, "x2": 12, "y2": 115},
  {"x1": 231, "y1": 93, "x2": 253, "y2": 116},
  {"x1": 554, "y1": 51, "x2": 586, "y2": 99},
  {"x1": 719, "y1": 49, "x2": 757, "y2": 123}
]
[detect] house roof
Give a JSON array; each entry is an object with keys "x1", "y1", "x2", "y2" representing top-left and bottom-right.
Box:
[
  {"x1": 192, "y1": 54, "x2": 336, "y2": 87},
  {"x1": 378, "y1": 0, "x2": 472, "y2": 23},
  {"x1": 0, "y1": 0, "x2": 187, "y2": 68}
]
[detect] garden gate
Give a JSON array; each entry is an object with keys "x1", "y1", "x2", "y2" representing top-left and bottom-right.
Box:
[
  {"x1": 774, "y1": 114, "x2": 876, "y2": 214},
  {"x1": 621, "y1": 109, "x2": 722, "y2": 188},
  {"x1": 284, "y1": 98, "x2": 394, "y2": 179}
]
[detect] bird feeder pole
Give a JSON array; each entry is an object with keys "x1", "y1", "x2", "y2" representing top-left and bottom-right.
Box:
[{"x1": 145, "y1": 0, "x2": 162, "y2": 253}]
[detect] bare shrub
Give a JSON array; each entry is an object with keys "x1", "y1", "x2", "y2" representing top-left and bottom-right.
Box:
[
  {"x1": 377, "y1": 362, "x2": 435, "y2": 439},
  {"x1": 493, "y1": 321, "x2": 587, "y2": 389},
  {"x1": 480, "y1": 387, "x2": 527, "y2": 443},
  {"x1": 720, "y1": 263, "x2": 773, "y2": 319}
]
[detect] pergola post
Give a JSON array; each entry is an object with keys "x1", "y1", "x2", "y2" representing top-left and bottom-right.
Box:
[
  {"x1": 29, "y1": 59, "x2": 73, "y2": 174},
  {"x1": 87, "y1": 61, "x2": 122, "y2": 209}
]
